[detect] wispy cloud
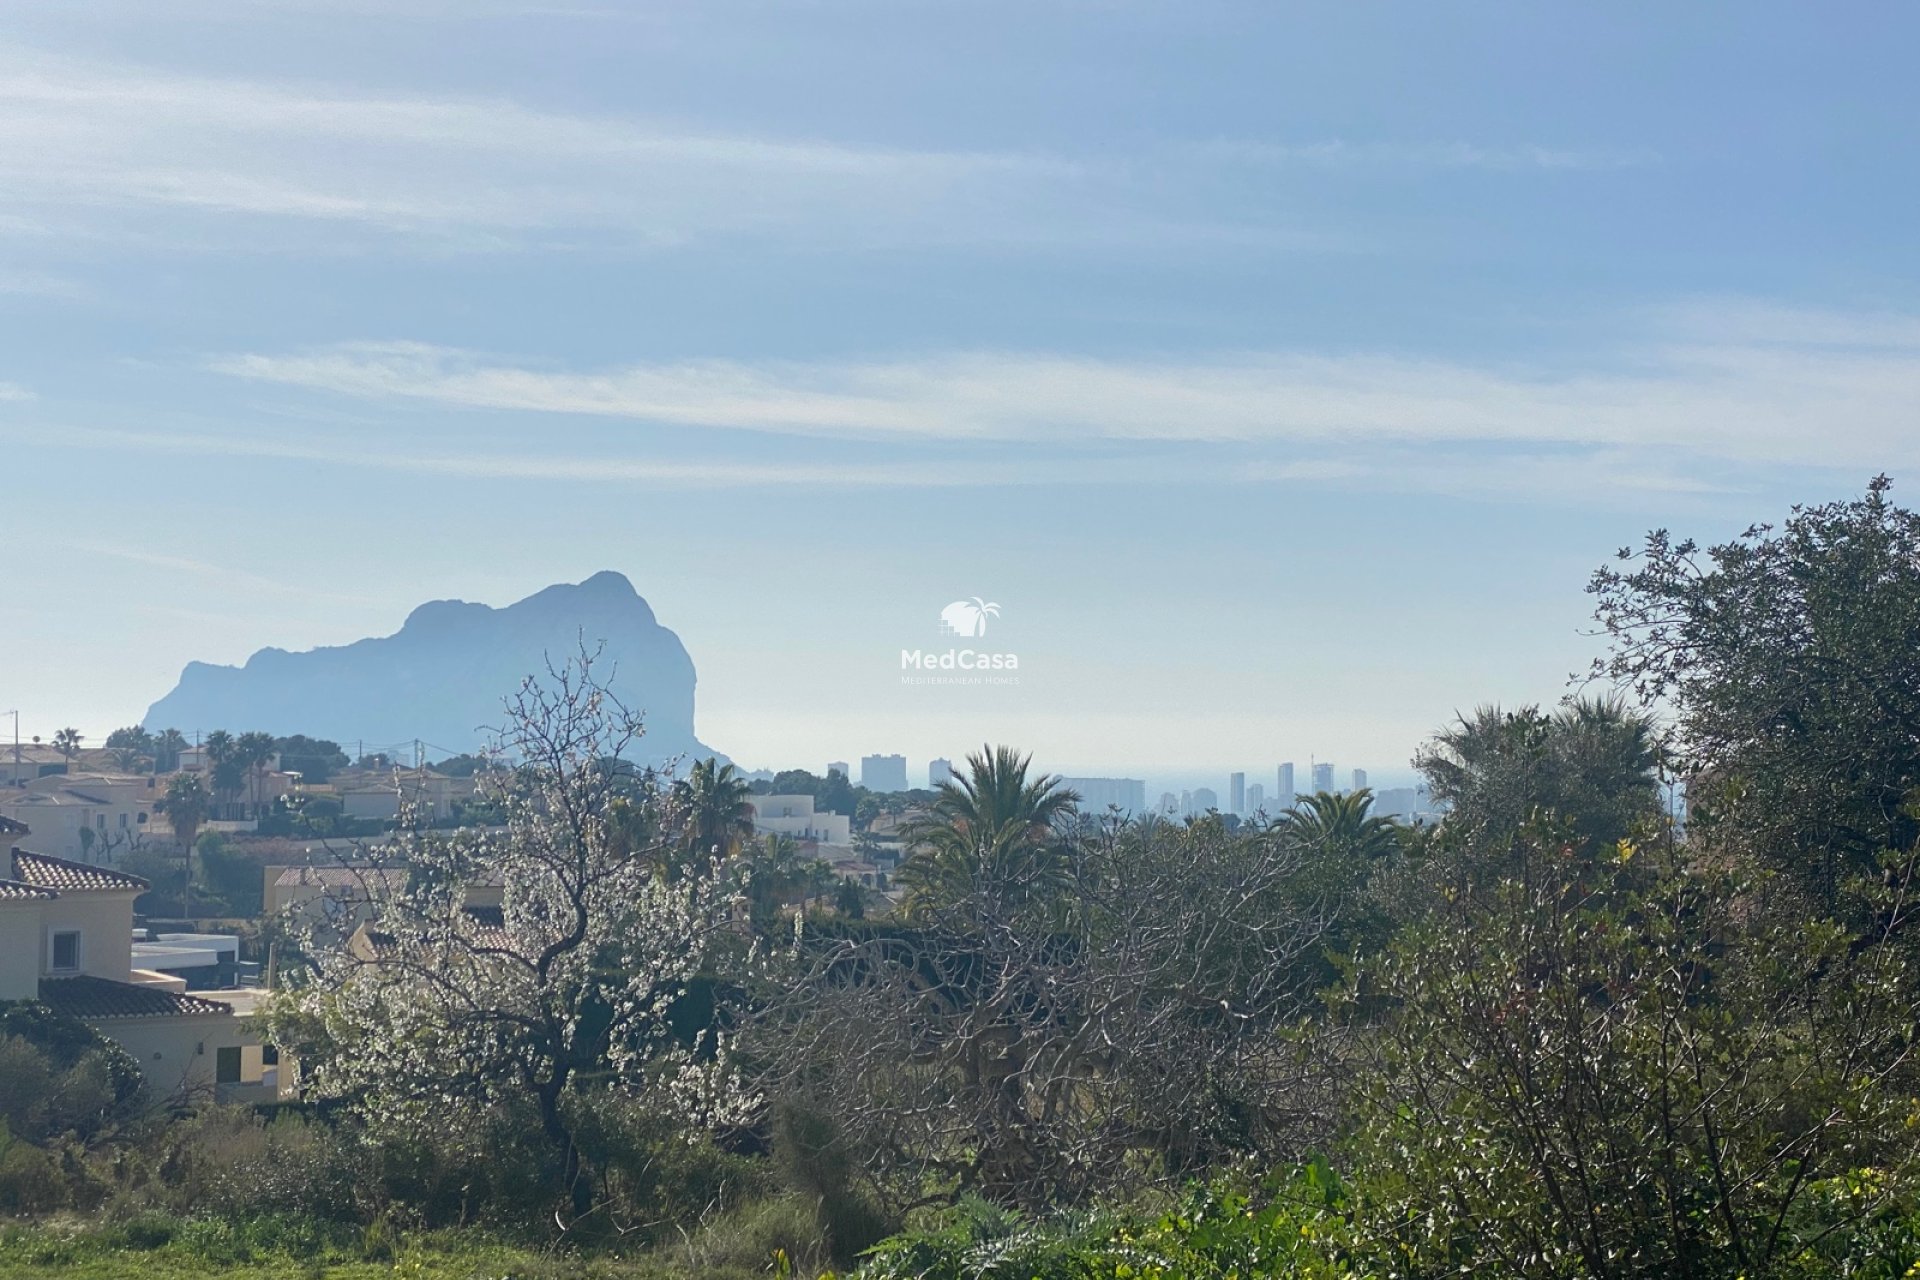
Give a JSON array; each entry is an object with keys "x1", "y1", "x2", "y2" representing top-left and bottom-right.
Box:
[
  {"x1": 71, "y1": 540, "x2": 379, "y2": 604},
  {"x1": 0, "y1": 48, "x2": 1075, "y2": 248},
  {"x1": 20, "y1": 422, "x2": 1049, "y2": 488},
  {"x1": 0, "y1": 46, "x2": 1639, "y2": 253},
  {"x1": 0, "y1": 270, "x2": 83, "y2": 300},
  {"x1": 210, "y1": 303, "x2": 1920, "y2": 475},
  {"x1": 1188, "y1": 139, "x2": 1658, "y2": 172},
  {"x1": 12, "y1": 418, "x2": 1758, "y2": 508},
  {"x1": 0, "y1": 381, "x2": 33, "y2": 402}
]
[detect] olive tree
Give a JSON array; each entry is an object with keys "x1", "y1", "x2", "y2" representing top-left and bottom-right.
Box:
[{"x1": 1590, "y1": 476, "x2": 1920, "y2": 907}]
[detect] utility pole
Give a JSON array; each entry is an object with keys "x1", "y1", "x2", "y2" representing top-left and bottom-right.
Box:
[{"x1": 4, "y1": 710, "x2": 17, "y2": 786}]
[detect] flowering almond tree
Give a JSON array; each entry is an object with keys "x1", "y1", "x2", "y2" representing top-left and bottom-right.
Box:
[{"x1": 270, "y1": 655, "x2": 750, "y2": 1224}]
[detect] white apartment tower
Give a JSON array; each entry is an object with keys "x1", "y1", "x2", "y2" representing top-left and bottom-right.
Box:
[{"x1": 860, "y1": 754, "x2": 910, "y2": 793}]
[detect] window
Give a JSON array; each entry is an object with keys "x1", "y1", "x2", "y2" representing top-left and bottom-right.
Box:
[
  {"x1": 119, "y1": 812, "x2": 129, "y2": 829},
  {"x1": 50, "y1": 930, "x2": 79, "y2": 972},
  {"x1": 95, "y1": 814, "x2": 106, "y2": 831},
  {"x1": 215, "y1": 1046, "x2": 243, "y2": 1085}
]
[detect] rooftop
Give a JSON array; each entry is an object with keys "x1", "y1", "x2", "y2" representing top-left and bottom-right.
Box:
[
  {"x1": 39, "y1": 975, "x2": 234, "y2": 1020},
  {"x1": 10, "y1": 848, "x2": 150, "y2": 893},
  {"x1": 0, "y1": 878, "x2": 58, "y2": 901},
  {"x1": 274, "y1": 865, "x2": 408, "y2": 890}
]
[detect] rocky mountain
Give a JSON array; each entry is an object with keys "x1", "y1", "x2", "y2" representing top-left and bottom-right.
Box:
[{"x1": 143, "y1": 571, "x2": 721, "y2": 767}]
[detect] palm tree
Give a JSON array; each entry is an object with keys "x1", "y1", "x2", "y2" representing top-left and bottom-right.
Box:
[
  {"x1": 203, "y1": 730, "x2": 243, "y2": 818},
  {"x1": 1415, "y1": 697, "x2": 1659, "y2": 848},
  {"x1": 104, "y1": 726, "x2": 155, "y2": 773},
  {"x1": 740, "y1": 833, "x2": 806, "y2": 922},
  {"x1": 158, "y1": 772, "x2": 210, "y2": 850},
  {"x1": 675, "y1": 757, "x2": 757, "y2": 862},
  {"x1": 236, "y1": 731, "x2": 276, "y2": 819},
  {"x1": 52, "y1": 727, "x2": 81, "y2": 763},
  {"x1": 897, "y1": 745, "x2": 1079, "y2": 917},
  {"x1": 1283, "y1": 788, "x2": 1402, "y2": 863},
  {"x1": 152, "y1": 728, "x2": 188, "y2": 773}
]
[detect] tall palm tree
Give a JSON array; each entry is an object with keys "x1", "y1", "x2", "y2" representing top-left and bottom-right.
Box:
[
  {"x1": 52, "y1": 727, "x2": 81, "y2": 763},
  {"x1": 158, "y1": 771, "x2": 210, "y2": 850},
  {"x1": 153, "y1": 728, "x2": 188, "y2": 773},
  {"x1": 236, "y1": 731, "x2": 276, "y2": 819},
  {"x1": 203, "y1": 730, "x2": 243, "y2": 818},
  {"x1": 1284, "y1": 789, "x2": 1402, "y2": 863},
  {"x1": 897, "y1": 745, "x2": 1079, "y2": 917},
  {"x1": 675, "y1": 757, "x2": 757, "y2": 861}
]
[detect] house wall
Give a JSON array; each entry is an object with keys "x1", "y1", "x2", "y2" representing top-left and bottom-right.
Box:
[
  {"x1": 102, "y1": 1011, "x2": 262, "y2": 1101},
  {"x1": 340, "y1": 790, "x2": 401, "y2": 821},
  {"x1": 0, "y1": 792, "x2": 156, "y2": 862},
  {"x1": 0, "y1": 900, "x2": 43, "y2": 1000},
  {"x1": 749, "y1": 796, "x2": 853, "y2": 845},
  {"x1": 339, "y1": 777, "x2": 458, "y2": 823},
  {"x1": 38, "y1": 891, "x2": 138, "y2": 980}
]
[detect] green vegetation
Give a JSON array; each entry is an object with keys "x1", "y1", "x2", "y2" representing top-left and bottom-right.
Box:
[{"x1": 10, "y1": 479, "x2": 1920, "y2": 1277}]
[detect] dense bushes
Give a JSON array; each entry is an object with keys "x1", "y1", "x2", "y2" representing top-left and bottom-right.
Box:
[
  {"x1": 1336, "y1": 834, "x2": 1919, "y2": 1278},
  {"x1": 0, "y1": 1003, "x2": 146, "y2": 1216}
]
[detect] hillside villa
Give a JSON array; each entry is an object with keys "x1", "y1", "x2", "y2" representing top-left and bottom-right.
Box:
[{"x1": 0, "y1": 831, "x2": 282, "y2": 1104}]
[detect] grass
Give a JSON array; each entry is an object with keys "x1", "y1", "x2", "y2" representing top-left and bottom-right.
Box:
[{"x1": 0, "y1": 1216, "x2": 786, "y2": 1280}]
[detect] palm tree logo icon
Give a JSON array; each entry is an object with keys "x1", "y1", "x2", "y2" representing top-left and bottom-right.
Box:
[{"x1": 939, "y1": 598, "x2": 1001, "y2": 637}]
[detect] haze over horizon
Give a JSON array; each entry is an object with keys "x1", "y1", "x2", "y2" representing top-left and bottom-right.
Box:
[{"x1": 3, "y1": 3, "x2": 1916, "y2": 776}]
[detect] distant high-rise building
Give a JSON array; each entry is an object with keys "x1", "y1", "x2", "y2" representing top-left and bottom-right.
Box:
[
  {"x1": 1277, "y1": 762, "x2": 1296, "y2": 805},
  {"x1": 860, "y1": 753, "x2": 909, "y2": 792},
  {"x1": 1351, "y1": 768, "x2": 1368, "y2": 791},
  {"x1": 1246, "y1": 782, "x2": 1266, "y2": 814},
  {"x1": 1311, "y1": 762, "x2": 1334, "y2": 794},
  {"x1": 1229, "y1": 771, "x2": 1245, "y2": 814},
  {"x1": 1159, "y1": 792, "x2": 1179, "y2": 815},
  {"x1": 826, "y1": 761, "x2": 849, "y2": 779},
  {"x1": 1179, "y1": 789, "x2": 1193, "y2": 817},
  {"x1": 1370, "y1": 786, "x2": 1425, "y2": 820},
  {"x1": 928, "y1": 757, "x2": 955, "y2": 788},
  {"x1": 1191, "y1": 786, "x2": 1219, "y2": 813},
  {"x1": 1061, "y1": 777, "x2": 1147, "y2": 815}
]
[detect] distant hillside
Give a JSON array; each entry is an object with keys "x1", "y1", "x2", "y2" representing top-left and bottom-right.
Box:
[{"x1": 143, "y1": 571, "x2": 722, "y2": 767}]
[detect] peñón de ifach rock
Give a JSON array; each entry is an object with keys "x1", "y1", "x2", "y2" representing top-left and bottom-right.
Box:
[{"x1": 142, "y1": 571, "x2": 721, "y2": 767}]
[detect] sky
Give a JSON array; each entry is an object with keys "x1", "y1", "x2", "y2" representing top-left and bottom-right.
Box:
[{"x1": 2, "y1": 1, "x2": 1918, "y2": 791}]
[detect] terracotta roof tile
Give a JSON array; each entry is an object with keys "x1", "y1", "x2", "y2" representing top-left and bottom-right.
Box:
[
  {"x1": 0, "y1": 877, "x2": 57, "y2": 901},
  {"x1": 38, "y1": 976, "x2": 233, "y2": 1019},
  {"x1": 9, "y1": 849, "x2": 150, "y2": 893}
]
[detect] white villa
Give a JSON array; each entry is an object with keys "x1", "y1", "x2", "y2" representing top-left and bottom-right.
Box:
[
  {"x1": 0, "y1": 772, "x2": 162, "y2": 863},
  {"x1": 0, "y1": 830, "x2": 281, "y2": 1104},
  {"x1": 747, "y1": 794, "x2": 853, "y2": 846}
]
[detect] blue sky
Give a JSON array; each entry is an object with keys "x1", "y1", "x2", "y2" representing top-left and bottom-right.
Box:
[{"x1": 2, "y1": 2, "x2": 1916, "y2": 788}]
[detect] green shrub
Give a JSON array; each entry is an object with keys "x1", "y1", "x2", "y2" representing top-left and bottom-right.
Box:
[
  {"x1": 0, "y1": 1002, "x2": 144, "y2": 1142},
  {"x1": 674, "y1": 1192, "x2": 830, "y2": 1278},
  {"x1": 0, "y1": 1127, "x2": 65, "y2": 1215},
  {"x1": 851, "y1": 1166, "x2": 1357, "y2": 1280},
  {"x1": 1337, "y1": 841, "x2": 1920, "y2": 1279}
]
